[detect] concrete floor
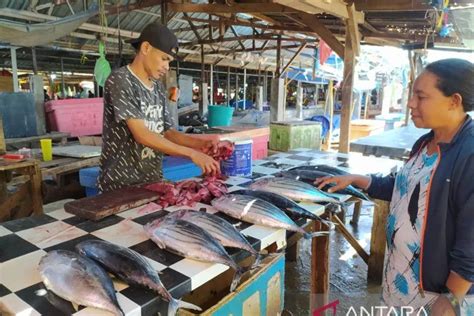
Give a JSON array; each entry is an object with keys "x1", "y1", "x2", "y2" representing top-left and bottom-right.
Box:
[{"x1": 284, "y1": 202, "x2": 382, "y2": 315}]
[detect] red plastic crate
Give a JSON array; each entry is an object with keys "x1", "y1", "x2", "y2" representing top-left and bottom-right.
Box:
[
  {"x1": 45, "y1": 98, "x2": 104, "y2": 137},
  {"x1": 252, "y1": 134, "x2": 269, "y2": 160}
]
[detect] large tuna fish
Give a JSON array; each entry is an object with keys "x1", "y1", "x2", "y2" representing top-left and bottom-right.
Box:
[
  {"x1": 249, "y1": 177, "x2": 342, "y2": 204},
  {"x1": 76, "y1": 240, "x2": 201, "y2": 316},
  {"x1": 38, "y1": 250, "x2": 124, "y2": 316},
  {"x1": 211, "y1": 194, "x2": 329, "y2": 239},
  {"x1": 144, "y1": 217, "x2": 245, "y2": 292},
  {"x1": 279, "y1": 169, "x2": 370, "y2": 201},
  {"x1": 164, "y1": 209, "x2": 260, "y2": 263},
  {"x1": 231, "y1": 189, "x2": 333, "y2": 227},
  {"x1": 289, "y1": 164, "x2": 350, "y2": 176}
]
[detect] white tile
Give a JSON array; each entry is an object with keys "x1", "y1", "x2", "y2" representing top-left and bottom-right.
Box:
[
  {"x1": 252, "y1": 166, "x2": 280, "y2": 175},
  {"x1": 240, "y1": 225, "x2": 287, "y2": 250},
  {"x1": 291, "y1": 148, "x2": 313, "y2": 152},
  {"x1": 272, "y1": 158, "x2": 305, "y2": 167},
  {"x1": 73, "y1": 306, "x2": 116, "y2": 316},
  {"x1": 0, "y1": 293, "x2": 41, "y2": 316},
  {"x1": 224, "y1": 176, "x2": 252, "y2": 186},
  {"x1": 0, "y1": 250, "x2": 47, "y2": 292},
  {"x1": 270, "y1": 152, "x2": 294, "y2": 158},
  {"x1": 92, "y1": 220, "x2": 148, "y2": 248},
  {"x1": 227, "y1": 186, "x2": 245, "y2": 193},
  {"x1": 165, "y1": 202, "x2": 215, "y2": 213},
  {"x1": 252, "y1": 159, "x2": 269, "y2": 166},
  {"x1": 16, "y1": 221, "x2": 87, "y2": 249},
  {"x1": 116, "y1": 292, "x2": 141, "y2": 316},
  {"x1": 118, "y1": 202, "x2": 162, "y2": 219},
  {"x1": 47, "y1": 209, "x2": 74, "y2": 220},
  {"x1": 0, "y1": 225, "x2": 12, "y2": 237},
  {"x1": 297, "y1": 202, "x2": 326, "y2": 217},
  {"x1": 170, "y1": 259, "x2": 229, "y2": 290}
]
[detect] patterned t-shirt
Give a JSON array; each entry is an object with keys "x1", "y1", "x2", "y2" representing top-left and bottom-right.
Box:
[
  {"x1": 383, "y1": 145, "x2": 439, "y2": 310},
  {"x1": 98, "y1": 66, "x2": 174, "y2": 192}
]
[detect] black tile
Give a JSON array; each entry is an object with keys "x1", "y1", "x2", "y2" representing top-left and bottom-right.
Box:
[
  {"x1": 261, "y1": 161, "x2": 294, "y2": 169},
  {"x1": 2, "y1": 215, "x2": 56, "y2": 233},
  {"x1": 132, "y1": 210, "x2": 168, "y2": 226},
  {"x1": 130, "y1": 240, "x2": 184, "y2": 266},
  {"x1": 249, "y1": 172, "x2": 265, "y2": 180},
  {"x1": 62, "y1": 215, "x2": 88, "y2": 227},
  {"x1": 159, "y1": 268, "x2": 192, "y2": 298},
  {"x1": 15, "y1": 283, "x2": 75, "y2": 316},
  {"x1": 119, "y1": 285, "x2": 169, "y2": 316},
  {"x1": 0, "y1": 283, "x2": 11, "y2": 297},
  {"x1": 44, "y1": 234, "x2": 102, "y2": 253},
  {"x1": 75, "y1": 215, "x2": 123, "y2": 233},
  {"x1": 336, "y1": 156, "x2": 349, "y2": 162},
  {"x1": 0, "y1": 234, "x2": 39, "y2": 263}
]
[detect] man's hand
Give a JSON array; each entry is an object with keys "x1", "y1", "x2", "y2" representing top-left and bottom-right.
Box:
[
  {"x1": 200, "y1": 139, "x2": 219, "y2": 156},
  {"x1": 190, "y1": 150, "x2": 221, "y2": 176}
]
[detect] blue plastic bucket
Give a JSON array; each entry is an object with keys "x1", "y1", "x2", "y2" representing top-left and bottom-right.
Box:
[
  {"x1": 221, "y1": 139, "x2": 253, "y2": 177},
  {"x1": 208, "y1": 105, "x2": 234, "y2": 127}
]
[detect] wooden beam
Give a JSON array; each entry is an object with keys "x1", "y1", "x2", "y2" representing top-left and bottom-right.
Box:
[
  {"x1": 346, "y1": 3, "x2": 360, "y2": 57},
  {"x1": 167, "y1": 3, "x2": 297, "y2": 14},
  {"x1": 183, "y1": 34, "x2": 306, "y2": 47},
  {"x1": 279, "y1": 43, "x2": 307, "y2": 77},
  {"x1": 294, "y1": 13, "x2": 345, "y2": 59},
  {"x1": 206, "y1": 43, "x2": 308, "y2": 55},
  {"x1": 353, "y1": 0, "x2": 474, "y2": 11},
  {"x1": 252, "y1": 13, "x2": 282, "y2": 26},
  {"x1": 230, "y1": 26, "x2": 246, "y2": 50},
  {"x1": 339, "y1": 23, "x2": 355, "y2": 154},
  {"x1": 182, "y1": 13, "x2": 202, "y2": 42},
  {"x1": 276, "y1": 35, "x2": 282, "y2": 77},
  {"x1": 106, "y1": 0, "x2": 162, "y2": 15}
]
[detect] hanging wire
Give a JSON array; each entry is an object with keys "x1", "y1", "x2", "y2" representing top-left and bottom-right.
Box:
[{"x1": 98, "y1": 0, "x2": 108, "y2": 49}]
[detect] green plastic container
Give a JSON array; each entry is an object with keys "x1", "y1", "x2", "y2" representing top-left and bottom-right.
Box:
[
  {"x1": 270, "y1": 120, "x2": 322, "y2": 152},
  {"x1": 208, "y1": 105, "x2": 234, "y2": 127}
]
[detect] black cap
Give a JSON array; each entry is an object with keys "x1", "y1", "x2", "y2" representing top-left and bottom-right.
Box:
[{"x1": 127, "y1": 22, "x2": 179, "y2": 59}]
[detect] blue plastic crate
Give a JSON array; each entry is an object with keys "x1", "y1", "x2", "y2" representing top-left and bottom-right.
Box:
[{"x1": 78, "y1": 157, "x2": 202, "y2": 197}]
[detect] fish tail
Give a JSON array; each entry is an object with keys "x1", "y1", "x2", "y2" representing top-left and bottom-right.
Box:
[
  {"x1": 230, "y1": 267, "x2": 246, "y2": 292},
  {"x1": 113, "y1": 304, "x2": 125, "y2": 316},
  {"x1": 304, "y1": 231, "x2": 331, "y2": 239},
  {"x1": 250, "y1": 252, "x2": 266, "y2": 270}
]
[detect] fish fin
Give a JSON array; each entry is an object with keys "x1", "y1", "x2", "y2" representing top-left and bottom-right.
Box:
[
  {"x1": 250, "y1": 253, "x2": 266, "y2": 270},
  {"x1": 168, "y1": 298, "x2": 202, "y2": 316},
  {"x1": 151, "y1": 236, "x2": 167, "y2": 249},
  {"x1": 304, "y1": 231, "x2": 330, "y2": 239}
]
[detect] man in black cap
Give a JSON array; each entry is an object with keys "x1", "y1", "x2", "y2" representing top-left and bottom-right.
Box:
[{"x1": 98, "y1": 22, "x2": 220, "y2": 192}]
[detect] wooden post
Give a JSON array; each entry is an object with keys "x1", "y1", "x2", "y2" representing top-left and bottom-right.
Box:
[
  {"x1": 363, "y1": 91, "x2": 370, "y2": 120},
  {"x1": 405, "y1": 50, "x2": 415, "y2": 125},
  {"x1": 31, "y1": 47, "x2": 38, "y2": 75},
  {"x1": 210, "y1": 64, "x2": 214, "y2": 105},
  {"x1": 326, "y1": 80, "x2": 334, "y2": 150},
  {"x1": 235, "y1": 71, "x2": 239, "y2": 104},
  {"x1": 275, "y1": 35, "x2": 281, "y2": 77},
  {"x1": 339, "y1": 24, "x2": 355, "y2": 153},
  {"x1": 30, "y1": 161, "x2": 43, "y2": 215},
  {"x1": 296, "y1": 81, "x2": 303, "y2": 120},
  {"x1": 200, "y1": 45, "x2": 206, "y2": 116},
  {"x1": 311, "y1": 216, "x2": 331, "y2": 311},
  {"x1": 60, "y1": 57, "x2": 66, "y2": 98},
  {"x1": 368, "y1": 199, "x2": 390, "y2": 284}
]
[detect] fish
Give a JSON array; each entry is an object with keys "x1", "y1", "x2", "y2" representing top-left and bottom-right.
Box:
[
  {"x1": 289, "y1": 164, "x2": 350, "y2": 176},
  {"x1": 76, "y1": 240, "x2": 201, "y2": 316},
  {"x1": 279, "y1": 169, "x2": 370, "y2": 201},
  {"x1": 231, "y1": 189, "x2": 333, "y2": 227},
  {"x1": 248, "y1": 177, "x2": 342, "y2": 204},
  {"x1": 211, "y1": 194, "x2": 329, "y2": 239},
  {"x1": 38, "y1": 250, "x2": 124, "y2": 316},
  {"x1": 144, "y1": 217, "x2": 245, "y2": 292},
  {"x1": 165, "y1": 209, "x2": 261, "y2": 265}
]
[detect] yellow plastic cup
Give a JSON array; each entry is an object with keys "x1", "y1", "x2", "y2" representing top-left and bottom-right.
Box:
[{"x1": 40, "y1": 139, "x2": 53, "y2": 161}]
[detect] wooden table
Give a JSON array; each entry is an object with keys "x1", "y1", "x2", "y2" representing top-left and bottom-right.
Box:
[
  {"x1": 0, "y1": 159, "x2": 43, "y2": 222},
  {"x1": 5, "y1": 132, "x2": 70, "y2": 151},
  {"x1": 350, "y1": 124, "x2": 428, "y2": 160}
]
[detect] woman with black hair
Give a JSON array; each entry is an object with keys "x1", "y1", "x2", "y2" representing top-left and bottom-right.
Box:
[{"x1": 316, "y1": 58, "x2": 474, "y2": 315}]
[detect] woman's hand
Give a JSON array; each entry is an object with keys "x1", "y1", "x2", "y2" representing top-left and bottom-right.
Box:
[
  {"x1": 314, "y1": 174, "x2": 371, "y2": 193},
  {"x1": 429, "y1": 295, "x2": 457, "y2": 316}
]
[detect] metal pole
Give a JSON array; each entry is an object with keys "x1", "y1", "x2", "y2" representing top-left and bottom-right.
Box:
[
  {"x1": 10, "y1": 47, "x2": 19, "y2": 92},
  {"x1": 210, "y1": 64, "x2": 214, "y2": 105},
  {"x1": 60, "y1": 57, "x2": 66, "y2": 98},
  {"x1": 227, "y1": 66, "x2": 230, "y2": 106},
  {"x1": 235, "y1": 71, "x2": 239, "y2": 104},
  {"x1": 32, "y1": 47, "x2": 38, "y2": 75},
  {"x1": 243, "y1": 68, "x2": 247, "y2": 109}
]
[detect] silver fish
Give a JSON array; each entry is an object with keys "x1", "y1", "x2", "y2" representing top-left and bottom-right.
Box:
[
  {"x1": 76, "y1": 240, "x2": 201, "y2": 316},
  {"x1": 211, "y1": 194, "x2": 328, "y2": 239},
  {"x1": 144, "y1": 217, "x2": 245, "y2": 292},
  {"x1": 38, "y1": 250, "x2": 124, "y2": 316},
  {"x1": 249, "y1": 177, "x2": 342, "y2": 204},
  {"x1": 165, "y1": 209, "x2": 260, "y2": 259}
]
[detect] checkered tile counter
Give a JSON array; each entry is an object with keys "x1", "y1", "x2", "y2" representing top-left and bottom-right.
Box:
[{"x1": 0, "y1": 149, "x2": 402, "y2": 316}]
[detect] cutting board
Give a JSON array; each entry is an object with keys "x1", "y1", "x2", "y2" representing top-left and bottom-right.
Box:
[
  {"x1": 53, "y1": 145, "x2": 101, "y2": 158},
  {"x1": 64, "y1": 187, "x2": 159, "y2": 221}
]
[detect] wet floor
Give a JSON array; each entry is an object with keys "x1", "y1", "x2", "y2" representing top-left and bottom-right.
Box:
[{"x1": 284, "y1": 202, "x2": 382, "y2": 315}]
